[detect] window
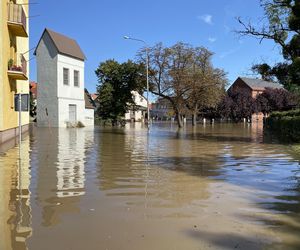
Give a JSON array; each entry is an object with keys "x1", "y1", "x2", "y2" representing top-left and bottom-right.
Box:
[
  {"x1": 74, "y1": 70, "x2": 79, "y2": 87},
  {"x1": 63, "y1": 68, "x2": 69, "y2": 85}
]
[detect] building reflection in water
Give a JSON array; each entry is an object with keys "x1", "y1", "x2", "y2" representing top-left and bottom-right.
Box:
[
  {"x1": 56, "y1": 129, "x2": 86, "y2": 198},
  {"x1": 32, "y1": 127, "x2": 94, "y2": 226},
  {"x1": 0, "y1": 137, "x2": 32, "y2": 250}
]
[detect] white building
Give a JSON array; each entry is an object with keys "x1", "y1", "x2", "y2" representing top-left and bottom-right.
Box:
[
  {"x1": 34, "y1": 28, "x2": 94, "y2": 127},
  {"x1": 125, "y1": 91, "x2": 148, "y2": 122}
]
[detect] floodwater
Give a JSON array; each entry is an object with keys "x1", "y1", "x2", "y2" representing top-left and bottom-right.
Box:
[{"x1": 0, "y1": 122, "x2": 300, "y2": 250}]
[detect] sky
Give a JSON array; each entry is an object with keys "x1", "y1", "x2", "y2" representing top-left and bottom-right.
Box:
[{"x1": 29, "y1": 0, "x2": 283, "y2": 95}]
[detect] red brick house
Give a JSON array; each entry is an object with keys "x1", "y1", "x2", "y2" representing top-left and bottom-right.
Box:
[{"x1": 228, "y1": 77, "x2": 283, "y2": 121}]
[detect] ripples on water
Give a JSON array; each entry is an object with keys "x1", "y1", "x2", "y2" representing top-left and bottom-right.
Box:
[{"x1": 0, "y1": 122, "x2": 300, "y2": 250}]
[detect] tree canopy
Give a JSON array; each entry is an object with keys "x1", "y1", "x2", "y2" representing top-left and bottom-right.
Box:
[
  {"x1": 95, "y1": 59, "x2": 146, "y2": 125},
  {"x1": 256, "y1": 87, "x2": 298, "y2": 114},
  {"x1": 237, "y1": 0, "x2": 300, "y2": 92},
  {"x1": 137, "y1": 42, "x2": 227, "y2": 127},
  {"x1": 218, "y1": 89, "x2": 256, "y2": 122}
]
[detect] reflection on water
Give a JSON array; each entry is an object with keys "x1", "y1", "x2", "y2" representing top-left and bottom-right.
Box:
[
  {"x1": 0, "y1": 122, "x2": 300, "y2": 249},
  {"x1": 0, "y1": 137, "x2": 32, "y2": 250}
]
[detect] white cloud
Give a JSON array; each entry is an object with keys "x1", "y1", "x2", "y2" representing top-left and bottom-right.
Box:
[
  {"x1": 219, "y1": 47, "x2": 240, "y2": 59},
  {"x1": 208, "y1": 37, "x2": 217, "y2": 43},
  {"x1": 198, "y1": 14, "x2": 213, "y2": 25}
]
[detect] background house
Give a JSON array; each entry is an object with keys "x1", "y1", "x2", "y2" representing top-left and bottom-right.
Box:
[
  {"x1": 151, "y1": 98, "x2": 174, "y2": 120},
  {"x1": 228, "y1": 77, "x2": 283, "y2": 121},
  {"x1": 124, "y1": 91, "x2": 148, "y2": 122},
  {"x1": 228, "y1": 77, "x2": 283, "y2": 98},
  {"x1": 84, "y1": 89, "x2": 95, "y2": 126},
  {"x1": 35, "y1": 28, "x2": 94, "y2": 127}
]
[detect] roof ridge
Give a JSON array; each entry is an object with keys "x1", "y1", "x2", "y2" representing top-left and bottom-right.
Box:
[{"x1": 34, "y1": 28, "x2": 86, "y2": 61}]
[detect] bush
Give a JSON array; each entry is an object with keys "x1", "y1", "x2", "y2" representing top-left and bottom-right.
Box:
[
  {"x1": 265, "y1": 109, "x2": 300, "y2": 142},
  {"x1": 269, "y1": 109, "x2": 300, "y2": 118}
]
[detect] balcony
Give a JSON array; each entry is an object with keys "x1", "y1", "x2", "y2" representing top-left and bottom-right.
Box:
[
  {"x1": 7, "y1": 2, "x2": 28, "y2": 37},
  {"x1": 7, "y1": 54, "x2": 28, "y2": 80}
]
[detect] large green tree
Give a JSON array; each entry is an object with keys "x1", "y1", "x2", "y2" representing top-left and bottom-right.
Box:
[
  {"x1": 95, "y1": 60, "x2": 146, "y2": 125},
  {"x1": 237, "y1": 0, "x2": 300, "y2": 92}
]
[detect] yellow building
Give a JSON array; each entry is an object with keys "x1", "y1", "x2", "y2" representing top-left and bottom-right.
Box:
[{"x1": 0, "y1": 0, "x2": 29, "y2": 144}]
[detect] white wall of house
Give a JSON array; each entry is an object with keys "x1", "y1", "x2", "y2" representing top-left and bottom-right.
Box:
[
  {"x1": 36, "y1": 32, "x2": 59, "y2": 127},
  {"x1": 133, "y1": 91, "x2": 147, "y2": 108},
  {"x1": 57, "y1": 54, "x2": 84, "y2": 100},
  {"x1": 56, "y1": 54, "x2": 87, "y2": 127},
  {"x1": 125, "y1": 91, "x2": 147, "y2": 122},
  {"x1": 57, "y1": 98, "x2": 86, "y2": 127},
  {"x1": 84, "y1": 109, "x2": 94, "y2": 126},
  {"x1": 125, "y1": 110, "x2": 144, "y2": 121}
]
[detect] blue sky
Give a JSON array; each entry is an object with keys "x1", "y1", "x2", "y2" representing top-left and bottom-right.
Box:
[{"x1": 29, "y1": 0, "x2": 283, "y2": 95}]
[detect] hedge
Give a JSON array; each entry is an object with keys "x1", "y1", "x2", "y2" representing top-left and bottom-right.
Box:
[
  {"x1": 269, "y1": 109, "x2": 300, "y2": 118},
  {"x1": 265, "y1": 109, "x2": 300, "y2": 142}
]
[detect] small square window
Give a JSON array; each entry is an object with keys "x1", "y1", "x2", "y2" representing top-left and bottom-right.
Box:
[
  {"x1": 63, "y1": 68, "x2": 69, "y2": 85},
  {"x1": 74, "y1": 70, "x2": 79, "y2": 87}
]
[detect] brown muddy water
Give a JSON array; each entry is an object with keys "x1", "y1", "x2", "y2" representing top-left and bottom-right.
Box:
[{"x1": 0, "y1": 122, "x2": 300, "y2": 250}]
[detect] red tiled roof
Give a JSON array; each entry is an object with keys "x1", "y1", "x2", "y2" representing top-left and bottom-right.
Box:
[
  {"x1": 30, "y1": 81, "x2": 37, "y2": 98},
  {"x1": 90, "y1": 93, "x2": 99, "y2": 101}
]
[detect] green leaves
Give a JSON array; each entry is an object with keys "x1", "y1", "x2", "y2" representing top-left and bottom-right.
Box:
[
  {"x1": 95, "y1": 60, "x2": 147, "y2": 124},
  {"x1": 239, "y1": 0, "x2": 300, "y2": 91}
]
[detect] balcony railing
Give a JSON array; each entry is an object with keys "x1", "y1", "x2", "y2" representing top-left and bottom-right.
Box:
[
  {"x1": 8, "y1": 54, "x2": 28, "y2": 80},
  {"x1": 7, "y1": 2, "x2": 28, "y2": 37}
]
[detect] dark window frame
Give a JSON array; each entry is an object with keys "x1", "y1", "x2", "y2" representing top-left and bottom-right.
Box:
[
  {"x1": 63, "y1": 68, "x2": 69, "y2": 85},
  {"x1": 74, "y1": 70, "x2": 80, "y2": 87}
]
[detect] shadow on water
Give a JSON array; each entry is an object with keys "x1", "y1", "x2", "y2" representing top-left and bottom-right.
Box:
[
  {"x1": 183, "y1": 229, "x2": 300, "y2": 250},
  {"x1": 148, "y1": 155, "x2": 224, "y2": 178},
  {"x1": 144, "y1": 123, "x2": 300, "y2": 247}
]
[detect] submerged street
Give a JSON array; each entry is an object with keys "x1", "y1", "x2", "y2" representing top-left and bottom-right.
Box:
[{"x1": 0, "y1": 122, "x2": 300, "y2": 250}]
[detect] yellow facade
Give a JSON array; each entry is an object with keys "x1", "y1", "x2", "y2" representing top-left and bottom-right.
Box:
[{"x1": 0, "y1": 0, "x2": 29, "y2": 144}]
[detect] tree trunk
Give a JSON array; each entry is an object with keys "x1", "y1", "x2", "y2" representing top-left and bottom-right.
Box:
[
  {"x1": 192, "y1": 104, "x2": 198, "y2": 126},
  {"x1": 176, "y1": 112, "x2": 183, "y2": 128},
  {"x1": 192, "y1": 111, "x2": 197, "y2": 126}
]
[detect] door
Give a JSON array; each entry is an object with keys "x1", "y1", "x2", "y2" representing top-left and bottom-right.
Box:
[{"x1": 69, "y1": 104, "x2": 77, "y2": 123}]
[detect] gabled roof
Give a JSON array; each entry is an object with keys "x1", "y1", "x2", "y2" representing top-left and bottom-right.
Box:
[
  {"x1": 34, "y1": 28, "x2": 86, "y2": 61},
  {"x1": 84, "y1": 89, "x2": 95, "y2": 109},
  {"x1": 239, "y1": 77, "x2": 282, "y2": 90}
]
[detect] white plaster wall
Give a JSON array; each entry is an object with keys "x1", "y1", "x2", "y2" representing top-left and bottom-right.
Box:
[
  {"x1": 57, "y1": 54, "x2": 86, "y2": 127},
  {"x1": 125, "y1": 112, "x2": 131, "y2": 120},
  {"x1": 84, "y1": 109, "x2": 94, "y2": 127},
  {"x1": 132, "y1": 91, "x2": 147, "y2": 108},
  {"x1": 58, "y1": 98, "x2": 85, "y2": 127},
  {"x1": 57, "y1": 54, "x2": 84, "y2": 100},
  {"x1": 36, "y1": 32, "x2": 58, "y2": 127},
  {"x1": 124, "y1": 91, "x2": 147, "y2": 121},
  {"x1": 135, "y1": 110, "x2": 143, "y2": 121}
]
